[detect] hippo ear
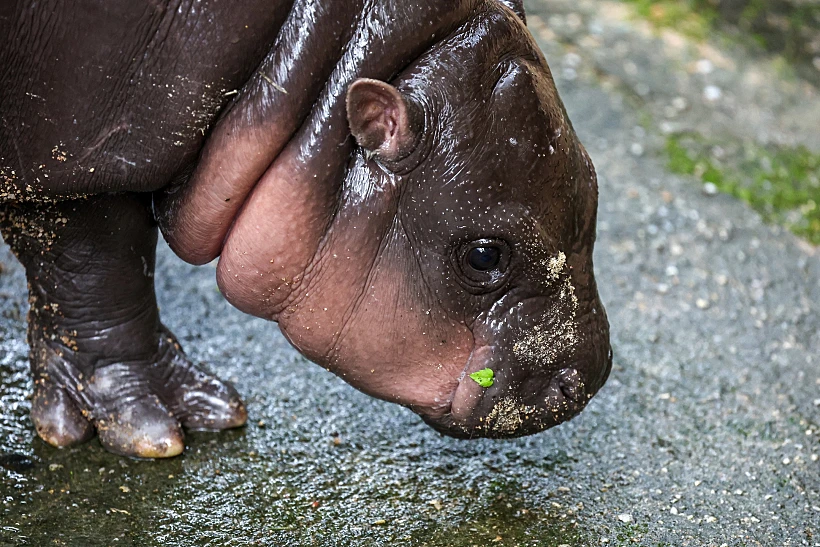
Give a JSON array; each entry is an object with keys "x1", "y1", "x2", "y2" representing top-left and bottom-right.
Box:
[
  {"x1": 497, "y1": 0, "x2": 526, "y2": 23},
  {"x1": 346, "y1": 78, "x2": 417, "y2": 162}
]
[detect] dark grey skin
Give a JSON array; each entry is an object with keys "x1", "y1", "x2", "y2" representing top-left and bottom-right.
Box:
[{"x1": 0, "y1": 0, "x2": 611, "y2": 458}]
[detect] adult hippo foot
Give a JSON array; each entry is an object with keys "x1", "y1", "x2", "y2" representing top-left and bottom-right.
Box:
[
  {"x1": 1, "y1": 194, "x2": 245, "y2": 459},
  {"x1": 28, "y1": 326, "x2": 245, "y2": 458}
]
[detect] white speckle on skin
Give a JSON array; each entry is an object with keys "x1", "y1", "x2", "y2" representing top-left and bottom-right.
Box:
[
  {"x1": 542, "y1": 251, "x2": 567, "y2": 281},
  {"x1": 111, "y1": 155, "x2": 137, "y2": 167}
]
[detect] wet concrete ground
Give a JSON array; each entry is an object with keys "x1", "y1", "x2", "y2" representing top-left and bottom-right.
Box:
[{"x1": 2, "y1": 1, "x2": 819, "y2": 545}]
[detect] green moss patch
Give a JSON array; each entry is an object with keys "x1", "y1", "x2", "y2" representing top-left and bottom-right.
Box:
[
  {"x1": 619, "y1": 0, "x2": 718, "y2": 40},
  {"x1": 619, "y1": 0, "x2": 820, "y2": 82},
  {"x1": 666, "y1": 134, "x2": 820, "y2": 244}
]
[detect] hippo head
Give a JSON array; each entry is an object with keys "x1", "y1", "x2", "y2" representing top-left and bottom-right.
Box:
[
  {"x1": 166, "y1": 4, "x2": 611, "y2": 438},
  {"x1": 266, "y1": 10, "x2": 609, "y2": 438}
]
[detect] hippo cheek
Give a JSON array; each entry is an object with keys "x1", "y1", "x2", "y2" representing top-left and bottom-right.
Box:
[
  {"x1": 273, "y1": 253, "x2": 476, "y2": 416},
  {"x1": 283, "y1": 306, "x2": 475, "y2": 416}
]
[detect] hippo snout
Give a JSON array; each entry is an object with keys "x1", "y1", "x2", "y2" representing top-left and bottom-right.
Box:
[
  {"x1": 421, "y1": 347, "x2": 612, "y2": 440},
  {"x1": 414, "y1": 285, "x2": 612, "y2": 439},
  {"x1": 420, "y1": 374, "x2": 580, "y2": 440}
]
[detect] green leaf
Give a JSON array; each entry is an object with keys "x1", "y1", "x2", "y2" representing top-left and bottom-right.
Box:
[{"x1": 469, "y1": 368, "x2": 494, "y2": 388}]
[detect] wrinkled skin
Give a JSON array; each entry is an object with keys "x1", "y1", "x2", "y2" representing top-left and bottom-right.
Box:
[{"x1": 0, "y1": 0, "x2": 611, "y2": 457}]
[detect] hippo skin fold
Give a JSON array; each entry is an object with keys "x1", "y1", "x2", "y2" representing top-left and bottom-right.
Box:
[{"x1": 0, "y1": 0, "x2": 611, "y2": 458}]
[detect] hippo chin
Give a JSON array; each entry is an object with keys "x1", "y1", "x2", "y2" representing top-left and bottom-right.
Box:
[{"x1": 0, "y1": 0, "x2": 610, "y2": 457}]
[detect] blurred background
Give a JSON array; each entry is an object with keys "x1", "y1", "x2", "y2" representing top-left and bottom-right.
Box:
[
  {"x1": 633, "y1": 0, "x2": 820, "y2": 243},
  {"x1": 634, "y1": 0, "x2": 820, "y2": 83}
]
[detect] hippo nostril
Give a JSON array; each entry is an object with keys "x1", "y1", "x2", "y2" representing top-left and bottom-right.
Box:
[{"x1": 555, "y1": 368, "x2": 583, "y2": 403}]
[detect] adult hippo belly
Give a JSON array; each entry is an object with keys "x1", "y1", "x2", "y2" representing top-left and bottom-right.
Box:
[{"x1": 0, "y1": 0, "x2": 612, "y2": 458}]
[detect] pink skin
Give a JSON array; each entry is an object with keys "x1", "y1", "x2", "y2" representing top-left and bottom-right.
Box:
[
  {"x1": 278, "y1": 258, "x2": 475, "y2": 417},
  {"x1": 213, "y1": 79, "x2": 416, "y2": 317}
]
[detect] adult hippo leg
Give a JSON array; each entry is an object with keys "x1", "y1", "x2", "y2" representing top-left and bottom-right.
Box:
[{"x1": 0, "y1": 194, "x2": 245, "y2": 458}]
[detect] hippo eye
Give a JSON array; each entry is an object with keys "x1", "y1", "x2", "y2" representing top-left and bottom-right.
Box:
[
  {"x1": 454, "y1": 239, "x2": 511, "y2": 293},
  {"x1": 467, "y1": 247, "x2": 500, "y2": 271}
]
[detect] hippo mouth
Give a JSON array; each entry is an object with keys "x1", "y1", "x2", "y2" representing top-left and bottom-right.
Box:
[{"x1": 416, "y1": 342, "x2": 608, "y2": 439}]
